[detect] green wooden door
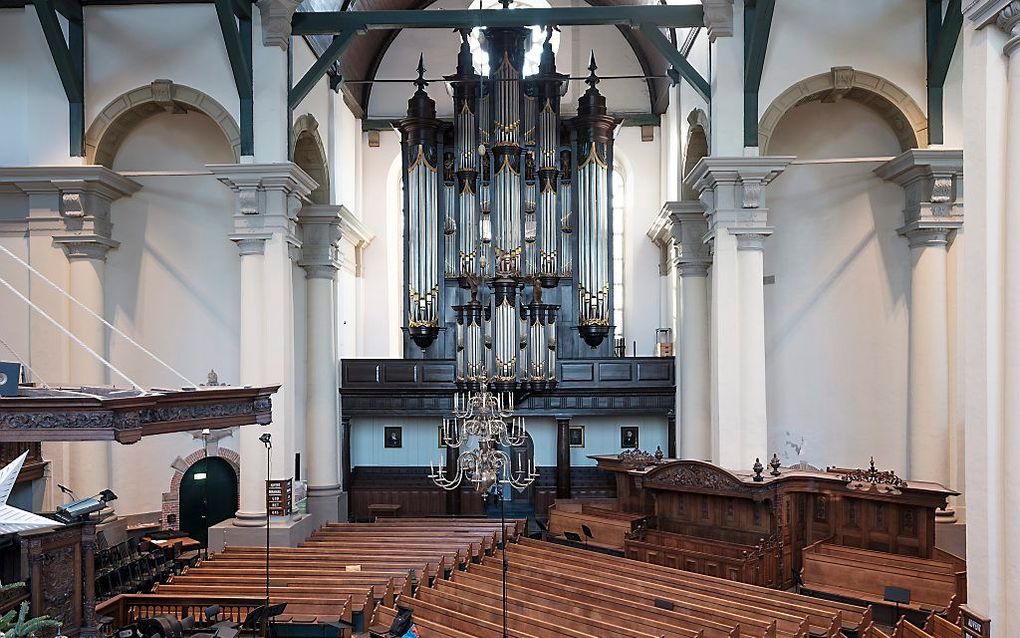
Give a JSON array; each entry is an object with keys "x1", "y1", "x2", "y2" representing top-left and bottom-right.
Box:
[{"x1": 179, "y1": 457, "x2": 237, "y2": 547}]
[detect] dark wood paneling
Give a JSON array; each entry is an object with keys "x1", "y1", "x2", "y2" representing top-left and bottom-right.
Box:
[{"x1": 340, "y1": 357, "x2": 676, "y2": 417}]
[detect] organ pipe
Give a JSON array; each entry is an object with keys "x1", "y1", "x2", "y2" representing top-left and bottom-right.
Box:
[{"x1": 399, "y1": 54, "x2": 443, "y2": 351}]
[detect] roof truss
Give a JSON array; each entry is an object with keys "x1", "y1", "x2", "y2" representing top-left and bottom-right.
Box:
[{"x1": 743, "y1": 0, "x2": 774, "y2": 147}]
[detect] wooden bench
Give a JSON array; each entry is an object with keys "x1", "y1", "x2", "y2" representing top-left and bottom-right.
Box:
[
  {"x1": 801, "y1": 541, "x2": 962, "y2": 612},
  {"x1": 547, "y1": 502, "x2": 648, "y2": 549}
]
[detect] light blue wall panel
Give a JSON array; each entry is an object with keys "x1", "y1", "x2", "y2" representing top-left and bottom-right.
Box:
[{"x1": 350, "y1": 414, "x2": 668, "y2": 468}]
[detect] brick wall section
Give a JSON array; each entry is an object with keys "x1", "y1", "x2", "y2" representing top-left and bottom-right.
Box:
[{"x1": 160, "y1": 447, "x2": 240, "y2": 530}]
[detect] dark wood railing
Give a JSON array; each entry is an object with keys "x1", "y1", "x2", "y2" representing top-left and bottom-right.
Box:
[
  {"x1": 0, "y1": 443, "x2": 46, "y2": 482},
  {"x1": 96, "y1": 594, "x2": 264, "y2": 634}
]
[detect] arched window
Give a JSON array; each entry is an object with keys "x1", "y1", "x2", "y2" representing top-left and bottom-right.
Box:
[
  {"x1": 612, "y1": 166, "x2": 626, "y2": 345},
  {"x1": 467, "y1": 0, "x2": 561, "y2": 77}
]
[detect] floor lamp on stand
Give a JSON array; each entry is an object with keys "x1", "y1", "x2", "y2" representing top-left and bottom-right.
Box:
[{"x1": 259, "y1": 432, "x2": 272, "y2": 638}]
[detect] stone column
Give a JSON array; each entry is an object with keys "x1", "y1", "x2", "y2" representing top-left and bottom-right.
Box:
[
  {"x1": 210, "y1": 163, "x2": 316, "y2": 534},
  {"x1": 702, "y1": 0, "x2": 742, "y2": 155},
  {"x1": 685, "y1": 158, "x2": 792, "y2": 469},
  {"x1": 667, "y1": 201, "x2": 712, "y2": 460},
  {"x1": 2, "y1": 168, "x2": 139, "y2": 504},
  {"x1": 555, "y1": 417, "x2": 572, "y2": 499},
  {"x1": 56, "y1": 237, "x2": 118, "y2": 502},
  {"x1": 961, "y1": 2, "x2": 1020, "y2": 630},
  {"x1": 875, "y1": 150, "x2": 963, "y2": 514},
  {"x1": 299, "y1": 205, "x2": 344, "y2": 526}
]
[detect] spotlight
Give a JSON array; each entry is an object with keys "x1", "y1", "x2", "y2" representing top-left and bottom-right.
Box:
[{"x1": 54, "y1": 489, "x2": 118, "y2": 523}]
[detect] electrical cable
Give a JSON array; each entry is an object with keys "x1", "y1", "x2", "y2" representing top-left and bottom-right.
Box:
[{"x1": 0, "y1": 244, "x2": 198, "y2": 388}]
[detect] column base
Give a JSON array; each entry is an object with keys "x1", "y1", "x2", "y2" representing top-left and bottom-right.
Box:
[
  {"x1": 208, "y1": 513, "x2": 318, "y2": 554},
  {"x1": 306, "y1": 484, "x2": 348, "y2": 528}
]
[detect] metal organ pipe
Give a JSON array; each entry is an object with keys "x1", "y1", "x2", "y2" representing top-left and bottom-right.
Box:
[{"x1": 401, "y1": 24, "x2": 619, "y2": 384}]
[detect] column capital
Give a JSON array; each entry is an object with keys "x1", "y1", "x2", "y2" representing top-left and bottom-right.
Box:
[
  {"x1": 231, "y1": 235, "x2": 269, "y2": 256},
  {"x1": 299, "y1": 204, "x2": 343, "y2": 279},
  {"x1": 965, "y1": 0, "x2": 1011, "y2": 24},
  {"x1": 0, "y1": 166, "x2": 140, "y2": 241},
  {"x1": 647, "y1": 203, "x2": 677, "y2": 275},
  {"x1": 875, "y1": 149, "x2": 964, "y2": 243},
  {"x1": 255, "y1": 0, "x2": 303, "y2": 49},
  {"x1": 702, "y1": 0, "x2": 734, "y2": 41},
  {"x1": 210, "y1": 163, "x2": 316, "y2": 249},
  {"x1": 684, "y1": 156, "x2": 794, "y2": 241},
  {"x1": 736, "y1": 232, "x2": 770, "y2": 251},
  {"x1": 997, "y1": 1, "x2": 1020, "y2": 54},
  {"x1": 661, "y1": 200, "x2": 712, "y2": 274},
  {"x1": 53, "y1": 235, "x2": 120, "y2": 261}
]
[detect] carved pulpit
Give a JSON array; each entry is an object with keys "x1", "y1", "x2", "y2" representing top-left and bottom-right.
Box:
[{"x1": 20, "y1": 522, "x2": 98, "y2": 638}]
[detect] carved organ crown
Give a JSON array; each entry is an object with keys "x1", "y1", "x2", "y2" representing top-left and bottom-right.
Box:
[{"x1": 398, "y1": 20, "x2": 619, "y2": 391}]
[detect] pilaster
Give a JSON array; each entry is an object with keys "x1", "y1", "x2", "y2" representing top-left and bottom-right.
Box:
[
  {"x1": 0, "y1": 167, "x2": 139, "y2": 506},
  {"x1": 684, "y1": 157, "x2": 792, "y2": 468},
  {"x1": 208, "y1": 163, "x2": 316, "y2": 530},
  {"x1": 298, "y1": 204, "x2": 345, "y2": 526}
]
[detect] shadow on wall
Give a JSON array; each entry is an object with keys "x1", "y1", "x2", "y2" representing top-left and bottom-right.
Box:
[{"x1": 763, "y1": 98, "x2": 911, "y2": 473}]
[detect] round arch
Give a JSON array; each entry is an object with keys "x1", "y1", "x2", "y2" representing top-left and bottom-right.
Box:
[
  {"x1": 681, "y1": 108, "x2": 709, "y2": 200},
  {"x1": 292, "y1": 114, "x2": 331, "y2": 205},
  {"x1": 757, "y1": 67, "x2": 927, "y2": 154},
  {"x1": 87, "y1": 80, "x2": 241, "y2": 167}
]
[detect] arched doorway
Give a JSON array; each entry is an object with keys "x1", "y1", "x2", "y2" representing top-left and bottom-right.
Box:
[{"x1": 179, "y1": 457, "x2": 238, "y2": 547}]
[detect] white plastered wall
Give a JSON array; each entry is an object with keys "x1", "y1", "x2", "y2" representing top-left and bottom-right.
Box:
[{"x1": 763, "y1": 99, "x2": 910, "y2": 472}]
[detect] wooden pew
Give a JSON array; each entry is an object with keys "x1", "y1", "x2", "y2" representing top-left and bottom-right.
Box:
[
  {"x1": 801, "y1": 541, "x2": 959, "y2": 612},
  {"x1": 547, "y1": 502, "x2": 648, "y2": 549},
  {"x1": 513, "y1": 537, "x2": 868, "y2": 635},
  {"x1": 924, "y1": 614, "x2": 962, "y2": 638}
]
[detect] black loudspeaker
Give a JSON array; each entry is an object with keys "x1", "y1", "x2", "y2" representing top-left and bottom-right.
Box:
[{"x1": 0, "y1": 361, "x2": 20, "y2": 397}]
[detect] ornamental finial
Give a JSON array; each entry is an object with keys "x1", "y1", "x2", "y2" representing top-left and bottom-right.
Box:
[
  {"x1": 585, "y1": 51, "x2": 600, "y2": 90},
  {"x1": 414, "y1": 53, "x2": 428, "y2": 92}
]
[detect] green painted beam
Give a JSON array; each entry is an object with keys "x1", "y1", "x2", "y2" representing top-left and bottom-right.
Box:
[
  {"x1": 292, "y1": 4, "x2": 703, "y2": 35},
  {"x1": 32, "y1": 0, "x2": 82, "y2": 102},
  {"x1": 929, "y1": 0, "x2": 962, "y2": 84},
  {"x1": 214, "y1": 0, "x2": 253, "y2": 99},
  {"x1": 32, "y1": 0, "x2": 85, "y2": 156},
  {"x1": 50, "y1": 0, "x2": 81, "y2": 21},
  {"x1": 289, "y1": 30, "x2": 356, "y2": 110},
  {"x1": 743, "y1": 0, "x2": 774, "y2": 147},
  {"x1": 639, "y1": 23, "x2": 710, "y2": 104},
  {"x1": 239, "y1": 12, "x2": 253, "y2": 156},
  {"x1": 214, "y1": 0, "x2": 253, "y2": 154},
  {"x1": 926, "y1": 0, "x2": 962, "y2": 145}
]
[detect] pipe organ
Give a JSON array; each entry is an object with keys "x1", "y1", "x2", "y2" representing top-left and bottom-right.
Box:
[{"x1": 399, "y1": 22, "x2": 619, "y2": 388}]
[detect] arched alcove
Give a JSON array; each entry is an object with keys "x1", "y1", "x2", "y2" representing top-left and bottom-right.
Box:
[
  {"x1": 758, "y1": 68, "x2": 927, "y2": 153},
  {"x1": 86, "y1": 80, "x2": 241, "y2": 167},
  {"x1": 763, "y1": 96, "x2": 910, "y2": 473},
  {"x1": 292, "y1": 114, "x2": 331, "y2": 205}
]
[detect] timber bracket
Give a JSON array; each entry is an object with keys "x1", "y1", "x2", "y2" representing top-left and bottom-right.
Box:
[
  {"x1": 214, "y1": 0, "x2": 254, "y2": 155},
  {"x1": 926, "y1": 0, "x2": 963, "y2": 144},
  {"x1": 33, "y1": 0, "x2": 84, "y2": 156}
]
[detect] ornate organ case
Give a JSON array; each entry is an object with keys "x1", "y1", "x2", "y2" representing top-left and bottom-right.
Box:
[{"x1": 398, "y1": 26, "x2": 621, "y2": 381}]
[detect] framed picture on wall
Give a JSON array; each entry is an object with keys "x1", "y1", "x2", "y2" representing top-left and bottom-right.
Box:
[
  {"x1": 568, "y1": 425, "x2": 585, "y2": 448},
  {"x1": 384, "y1": 426, "x2": 402, "y2": 449},
  {"x1": 620, "y1": 426, "x2": 639, "y2": 449}
]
